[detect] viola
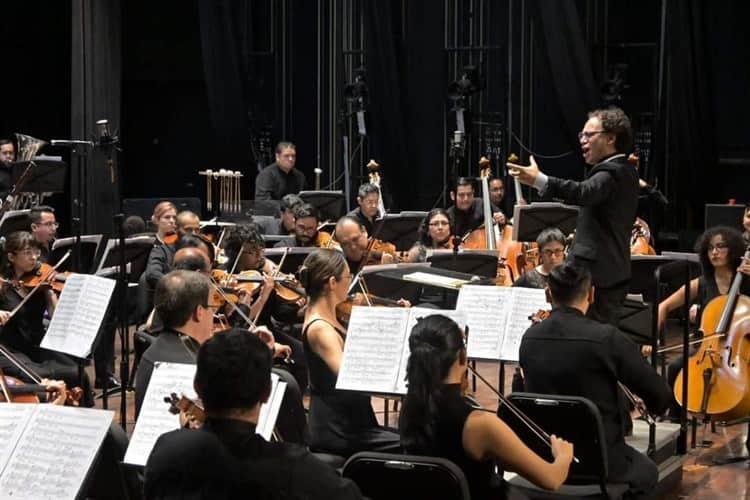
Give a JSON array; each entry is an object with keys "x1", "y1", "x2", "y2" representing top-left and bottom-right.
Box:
[
  {"x1": 335, "y1": 292, "x2": 405, "y2": 326},
  {"x1": 0, "y1": 375, "x2": 43, "y2": 403},
  {"x1": 162, "y1": 231, "x2": 178, "y2": 245}
]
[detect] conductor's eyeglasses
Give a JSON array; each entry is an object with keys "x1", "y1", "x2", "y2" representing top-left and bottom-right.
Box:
[{"x1": 577, "y1": 130, "x2": 606, "y2": 140}]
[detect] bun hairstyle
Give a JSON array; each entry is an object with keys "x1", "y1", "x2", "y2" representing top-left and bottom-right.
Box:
[
  {"x1": 400, "y1": 315, "x2": 465, "y2": 454},
  {"x1": 299, "y1": 249, "x2": 347, "y2": 302},
  {"x1": 547, "y1": 261, "x2": 591, "y2": 306},
  {"x1": 152, "y1": 201, "x2": 177, "y2": 220}
]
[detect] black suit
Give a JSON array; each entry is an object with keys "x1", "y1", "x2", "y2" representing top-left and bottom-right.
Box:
[
  {"x1": 519, "y1": 306, "x2": 671, "y2": 499},
  {"x1": 543, "y1": 154, "x2": 638, "y2": 324},
  {"x1": 254, "y1": 163, "x2": 306, "y2": 201},
  {"x1": 145, "y1": 417, "x2": 362, "y2": 500}
]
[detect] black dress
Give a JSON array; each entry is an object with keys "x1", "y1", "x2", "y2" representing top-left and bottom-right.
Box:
[{"x1": 302, "y1": 318, "x2": 400, "y2": 457}]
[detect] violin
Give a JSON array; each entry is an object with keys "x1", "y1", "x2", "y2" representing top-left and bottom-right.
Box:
[
  {"x1": 165, "y1": 393, "x2": 205, "y2": 428},
  {"x1": 630, "y1": 218, "x2": 656, "y2": 256},
  {"x1": 365, "y1": 239, "x2": 407, "y2": 265},
  {"x1": 335, "y1": 292, "x2": 405, "y2": 326},
  {"x1": 13, "y1": 262, "x2": 69, "y2": 294},
  {"x1": 315, "y1": 231, "x2": 340, "y2": 249},
  {"x1": 212, "y1": 269, "x2": 306, "y2": 304},
  {"x1": 0, "y1": 375, "x2": 43, "y2": 403},
  {"x1": 162, "y1": 231, "x2": 178, "y2": 245}
]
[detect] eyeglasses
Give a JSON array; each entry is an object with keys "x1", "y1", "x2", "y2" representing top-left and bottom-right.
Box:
[
  {"x1": 429, "y1": 220, "x2": 450, "y2": 227},
  {"x1": 36, "y1": 221, "x2": 59, "y2": 228},
  {"x1": 542, "y1": 248, "x2": 565, "y2": 257},
  {"x1": 295, "y1": 225, "x2": 317, "y2": 234},
  {"x1": 14, "y1": 249, "x2": 41, "y2": 257},
  {"x1": 577, "y1": 130, "x2": 606, "y2": 140},
  {"x1": 708, "y1": 242, "x2": 730, "y2": 252}
]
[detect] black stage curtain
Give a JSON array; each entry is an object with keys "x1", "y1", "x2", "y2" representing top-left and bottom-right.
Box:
[
  {"x1": 71, "y1": 0, "x2": 121, "y2": 235},
  {"x1": 651, "y1": 0, "x2": 716, "y2": 230},
  {"x1": 363, "y1": 0, "x2": 446, "y2": 210},
  {"x1": 197, "y1": 0, "x2": 253, "y2": 174}
]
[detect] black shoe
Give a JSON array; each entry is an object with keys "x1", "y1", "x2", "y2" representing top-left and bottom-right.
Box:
[{"x1": 95, "y1": 375, "x2": 121, "y2": 390}]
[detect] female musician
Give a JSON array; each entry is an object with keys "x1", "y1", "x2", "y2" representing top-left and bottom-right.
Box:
[
  {"x1": 151, "y1": 201, "x2": 178, "y2": 244},
  {"x1": 405, "y1": 208, "x2": 453, "y2": 263},
  {"x1": 656, "y1": 226, "x2": 750, "y2": 418},
  {"x1": 0, "y1": 231, "x2": 93, "y2": 406},
  {"x1": 300, "y1": 249, "x2": 400, "y2": 457},
  {"x1": 144, "y1": 201, "x2": 179, "y2": 296},
  {"x1": 743, "y1": 203, "x2": 750, "y2": 247},
  {"x1": 513, "y1": 227, "x2": 566, "y2": 289},
  {"x1": 400, "y1": 315, "x2": 573, "y2": 499}
]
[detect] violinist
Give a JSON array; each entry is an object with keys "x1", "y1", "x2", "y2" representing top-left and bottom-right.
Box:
[
  {"x1": 743, "y1": 204, "x2": 750, "y2": 247},
  {"x1": 446, "y1": 177, "x2": 503, "y2": 239},
  {"x1": 0, "y1": 231, "x2": 94, "y2": 406},
  {"x1": 300, "y1": 249, "x2": 400, "y2": 456},
  {"x1": 519, "y1": 262, "x2": 671, "y2": 499},
  {"x1": 405, "y1": 208, "x2": 453, "y2": 263},
  {"x1": 346, "y1": 183, "x2": 381, "y2": 235},
  {"x1": 335, "y1": 216, "x2": 396, "y2": 270},
  {"x1": 258, "y1": 193, "x2": 303, "y2": 236},
  {"x1": 274, "y1": 203, "x2": 331, "y2": 248},
  {"x1": 144, "y1": 329, "x2": 363, "y2": 499},
  {"x1": 654, "y1": 226, "x2": 750, "y2": 420},
  {"x1": 28, "y1": 205, "x2": 58, "y2": 263},
  {"x1": 513, "y1": 227, "x2": 566, "y2": 289},
  {"x1": 401, "y1": 315, "x2": 573, "y2": 499}
]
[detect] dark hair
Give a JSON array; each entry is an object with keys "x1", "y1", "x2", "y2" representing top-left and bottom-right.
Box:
[
  {"x1": 172, "y1": 248, "x2": 210, "y2": 273},
  {"x1": 536, "y1": 227, "x2": 566, "y2": 250},
  {"x1": 417, "y1": 208, "x2": 452, "y2": 247},
  {"x1": 280, "y1": 194, "x2": 303, "y2": 212},
  {"x1": 294, "y1": 203, "x2": 319, "y2": 221},
  {"x1": 0, "y1": 139, "x2": 13, "y2": 147},
  {"x1": 357, "y1": 183, "x2": 380, "y2": 198},
  {"x1": 695, "y1": 226, "x2": 746, "y2": 279},
  {"x1": 299, "y1": 249, "x2": 347, "y2": 302},
  {"x1": 222, "y1": 223, "x2": 264, "y2": 266},
  {"x1": 154, "y1": 270, "x2": 210, "y2": 329},
  {"x1": 275, "y1": 141, "x2": 296, "y2": 154},
  {"x1": 452, "y1": 177, "x2": 475, "y2": 193},
  {"x1": 400, "y1": 315, "x2": 465, "y2": 454},
  {"x1": 489, "y1": 176, "x2": 504, "y2": 186},
  {"x1": 588, "y1": 107, "x2": 633, "y2": 153},
  {"x1": 175, "y1": 233, "x2": 215, "y2": 263},
  {"x1": 547, "y1": 262, "x2": 591, "y2": 306},
  {"x1": 195, "y1": 328, "x2": 272, "y2": 413},
  {"x1": 122, "y1": 215, "x2": 146, "y2": 236},
  {"x1": 1, "y1": 231, "x2": 42, "y2": 278},
  {"x1": 28, "y1": 205, "x2": 55, "y2": 225}
]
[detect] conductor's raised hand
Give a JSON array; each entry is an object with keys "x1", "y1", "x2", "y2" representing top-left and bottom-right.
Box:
[{"x1": 508, "y1": 155, "x2": 540, "y2": 187}]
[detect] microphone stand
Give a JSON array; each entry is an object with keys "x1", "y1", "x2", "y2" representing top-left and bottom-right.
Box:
[{"x1": 114, "y1": 213, "x2": 130, "y2": 430}]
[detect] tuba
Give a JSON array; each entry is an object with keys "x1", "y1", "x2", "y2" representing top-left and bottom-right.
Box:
[{"x1": 15, "y1": 133, "x2": 48, "y2": 162}]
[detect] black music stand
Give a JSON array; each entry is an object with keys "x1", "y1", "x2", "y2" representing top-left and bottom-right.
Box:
[
  {"x1": 123, "y1": 197, "x2": 202, "y2": 221},
  {"x1": 242, "y1": 199, "x2": 280, "y2": 217},
  {"x1": 96, "y1": 235, "x2": 156, "y2": 282},
  {"x1": 263, "y1": 247, "x2": 317, "y2": 274},
  {"x1": 427, "y1": 250, "x2": 499, "y2": 278},
  {"x1": 51, "y1": 235, "x2": 104, "y2": 273},
  {"x1": 10, "y1": 159, "x2": 67, "y2": 194},
  {"x1": 262, "y1": 235, "x2": 292, "y2": 248},
  {"x1": 378, "y1": 212, "x2": 428, "y2": 251},
  {"x1": 0, "y1": 209, "x2": 31, "y2": 236},
  {"x1": 511, "y1": 202, "x2": 579, "y2": 242},
  {"x1": 299, "y1": 191, "x2": 346, "y2": 222}
]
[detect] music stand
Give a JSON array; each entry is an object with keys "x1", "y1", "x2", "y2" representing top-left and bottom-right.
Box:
[
  {"x1": 242, "y1": 199, "x2": 280, "y2": 217},
  {"x1": 264, "y1": 247, "x2": 317, "y2": 274},
  {"x1": 262, "y1": 235, "x2": 292, "y2": 248},
  {"x1": 96, "y1": 235, "x2": 156, "y2": 282},
  {"x1": 10, "y1": 159, "x2": 67, "y2": 194},
  {"x1": 0, "y1": 209, "x2": 31, "y2": 236},
  {"x1": 427, "y1": 249, "x2": 499, "y2": 278},
  {"x1": 52, "y1": 235, "x2": 103, "y2": 273},
  {"x1": 123, "y1": 197, "x2": 202, "y2": 220},
  {"x1": 378, "y1": 212, "x2": 428, "y2": 251},
  {"x1": 299, "y1": 191, "x2": 346, "y2": 222},
  {"x1": 511, "y1": 203, "x2": 579, "y2": 242}
]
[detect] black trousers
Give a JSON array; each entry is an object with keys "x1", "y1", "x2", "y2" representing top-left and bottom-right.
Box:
[
  {"x1": 610, "y1": 443, "x2": 659, "y2": 500},
  {"x1": 587, "y1": 279, "x2": 629, "y2": 326}
]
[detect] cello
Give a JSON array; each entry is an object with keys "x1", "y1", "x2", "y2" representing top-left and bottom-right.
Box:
[{"x1": 673, "y1": 248, "x2": 750, "y2": 421}]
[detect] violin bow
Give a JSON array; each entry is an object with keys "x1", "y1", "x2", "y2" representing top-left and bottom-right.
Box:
[
  {"x1": 0, "y1": 344, "x2": 43, "y2": 384},
  {"x1": 618, "y1": 381, "x2": 656, "y2": 425},
  {"x1": 0, "y1": 367, "x2": 12, "y2": 401},
  {"x1": 209, "y1": 278, "x2": 257, "y2": 330},
  {"x1": 8, "y1": 250, "x2": 71, "y2": 320},
  {"x1": 251, "y1": 248, "x2": 289, "y2": 325}
]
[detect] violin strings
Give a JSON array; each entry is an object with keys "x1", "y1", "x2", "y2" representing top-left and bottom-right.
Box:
[{"x1": 210, "y1": 278, "x2": 257, "y2": 330}]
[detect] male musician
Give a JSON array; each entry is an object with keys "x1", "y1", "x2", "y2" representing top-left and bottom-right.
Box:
[
  {"x1": 513, "y1": 227, "x2": 566, "y2": 289},
  {"x1": 274, "y1": 203, "x2": 321, "y2": 248},
  {"x1": 519, "y1": 262, "x2": 671, "y2": 499},
  {"x1": 335, "y1": 216, "x2": 393, "y2": 272},
  {"x1": 509, "y1": 107, "x2": 638, "y2": 324},
  {"x1": 0, "y1": 139, "x2": 14, "y2": 197},
  {"x1": 28, "y1": 205, "x2": 58, "y2": 263},
  {"x1": 347, "y1": 183, "x2": 381, "y2": 235},
  {"x1": 145, "y1": 210, "x2": 208, "y2": 291},
  {"x1": 488, "y1": 177, "x2": 509, "y2": 222},
  {"x1": 176, "y1": 210, "x2": 201, "y2": 236},
  {"x1": 144, "y1": 329, "x2": 363, "y2": 499},
  {"x1": 254, "y1": 141, "x2": 307, "y2": 201},
  {"x1": 0, "y1": 139, "x2": 15, "y2": 163},
  {"x1": 446, "y1": 177, "x2": 504, "y2": 238}
]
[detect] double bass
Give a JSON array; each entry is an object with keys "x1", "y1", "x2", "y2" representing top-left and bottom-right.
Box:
[{"x1": 673, "y1": 248, "x2": 750, "y2": 421}]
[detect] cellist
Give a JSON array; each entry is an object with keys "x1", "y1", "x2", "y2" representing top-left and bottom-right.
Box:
[
  {"x1": 653, "y1": 226, "x2": 750, "y2": 420},
  {"x1": 446, "y1": 177, "x2": 503, "y2": 239}
]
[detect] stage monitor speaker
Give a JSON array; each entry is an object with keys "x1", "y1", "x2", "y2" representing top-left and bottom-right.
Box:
[
  {"x1": 122, "y1": 198, "x2": 202, "y2": 221},
  {"x1": 704, "y1": 204, "x2": 744, "y2": 231}
]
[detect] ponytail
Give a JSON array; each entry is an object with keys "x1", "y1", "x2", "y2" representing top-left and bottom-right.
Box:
[{"x1": 400, "y1": 315, "x2": 464, "y2": 454}]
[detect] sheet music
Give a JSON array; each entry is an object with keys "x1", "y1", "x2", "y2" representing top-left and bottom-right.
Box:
[
  {"x1": 402, "y1": 271, "x2": 469, "y2": 289},
  {"x1": 256, "y1": 373, "x2": 286, "y2": 441},
  {"x1": 337, "y1": 307, "x2": 411, "y2": 394},
  {"x1": 0, "y1": 404, "x2": 36, "y2": 476},
  {"x1": 124, "y1": 362, "x2": 196, "y2": 466},
  {"x1": 0, "y1": 405, "x2": 113, "y2": 500},
  {"x1": 456, "y1": 286, "x2": 513, "y2": 360},
  {"x1": 41, "y1": 273, "x2": 116, "y2": 358},
  {"x1": 500, "y1": 287, "x2": 548, "y2": 361}
]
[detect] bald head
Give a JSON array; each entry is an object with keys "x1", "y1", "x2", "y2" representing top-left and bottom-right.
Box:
[
  {"x1": 172, "y1": 247, "x2": 211, "y2": 273},
  {"x1": 335, "y1": 216, "x2": 368, "y2": 262},
  {"x1": 176, "y1": 211, "x2": 201, "y2": 236}
]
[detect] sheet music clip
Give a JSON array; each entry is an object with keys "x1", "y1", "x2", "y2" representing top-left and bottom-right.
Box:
[{"x1": 511, "y1": 202, "x2": 579, "y2": 242}]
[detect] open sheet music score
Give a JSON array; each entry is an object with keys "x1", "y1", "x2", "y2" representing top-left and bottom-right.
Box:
[
  {"x1": 0, "y1": 404, "x2": 114, "y2": 500},
  {"x1": 124, "y1": 362, "x2": 287, "y2": 466},
  {"x1": 336, "y1": 306, "x2": 466, "y2": 396},
  {"x1": 41, "y1": 273, "x2": 116, "y2": 358},
  {"x1": 456, "y1": 285, "x2": 548, "y2": 361}
]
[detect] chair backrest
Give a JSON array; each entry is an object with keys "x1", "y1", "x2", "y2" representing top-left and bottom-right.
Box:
[
  {"x1": 499, "y1": 392, "x2": 610, "y2": 485},
  {"x1": 51, "y1": 234, "x2": 104, "y2": 273},
  {"x1": 342, "y1": 452, "x2": 471, "y2": 500}
]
